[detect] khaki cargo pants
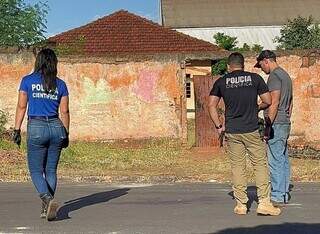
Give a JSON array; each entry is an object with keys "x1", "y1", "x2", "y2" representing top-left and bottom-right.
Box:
[{"x1": 225, "y1": 130, "x2": 271, "y2": 204}]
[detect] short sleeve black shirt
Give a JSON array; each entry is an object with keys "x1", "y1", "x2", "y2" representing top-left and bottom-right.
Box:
[{"x1": 210, "y1": 70, "x2": 269, "y2": 134}]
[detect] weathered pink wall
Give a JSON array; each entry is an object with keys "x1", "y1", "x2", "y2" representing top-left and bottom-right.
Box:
[
  {"x1": 0, "y1": 52, "x2": 186, "y2": 141},
  {"x1": 1, "y1": 51, "x2": 320, "y2": 147},
  {"x1": 246, "y1": 54, "x2": 320, "y2": 149},
  {"x1": 0, "y1": 53, "x2": 34, "y2": 127}
]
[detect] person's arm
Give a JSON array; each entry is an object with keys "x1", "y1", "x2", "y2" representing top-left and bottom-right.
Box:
[
  {"x1": 265, "y1": 72, "x2": 282, "y2": 123},
  {"x1": 208, "y1": 95, "x2": 225, "y2": 134},
  {"x1": 258, "y1": 92, "x2": 272, "y2": 111},
  {"x1": 60, "y1": 96, "x2": 70, "y2": 131},
  {"x1": 288, "y1": 98, "x2": 293, "y2": 118},
  {"x1": 14, "y1": 91, "x2": 28, "y2": 130},
  {"x1": 268, "y1": 90, "x2": 281, "y2": 123}
]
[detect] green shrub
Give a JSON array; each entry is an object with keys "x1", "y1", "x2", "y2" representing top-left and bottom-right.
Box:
[
  {"x1": 213, "y1": 32, "x2": 238, "y2": 51},
  {"x1": 212, "y1": 33, "x2": 264, "y2": 75},
  {"x1": 251, "y1": 44, "x2": 264, "y2": 53},
  {"x1": 213, "y1": 32, "x2": 263, "y2": 52},
  {"x1": 274, "y1": 16, "x2": 320, "y2": 49},
  {"x1": 212, "y1": 58, "x2": 228, "y2": 76}
]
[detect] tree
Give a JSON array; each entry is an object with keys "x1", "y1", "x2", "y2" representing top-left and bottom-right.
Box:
[
  {"x1": 212, "y1": 33, "x2": 263, "y2": 75},
  {"x1": 0, "y1": 0, "x2": 48, "y2": 47},
  {"x1": 251, "y1": 44, "x2": 264, "y2": 53},
  {"x1": 274, "y1": 16, "x2": 320, "y2": 49},
  {"x1": 213, "y1": 32, "x2": 263, "y2": 52},
  {"x1": 213, "y1": 32, "x2": 238, "y2": 51},
  {"x1": 212, "y1": 58, "x2": 228, "y2": 76}
]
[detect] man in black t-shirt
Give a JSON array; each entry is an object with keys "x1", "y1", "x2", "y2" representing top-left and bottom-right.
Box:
[{"x1": 208, "y1": 52, "x2": 281, "y2": 216}]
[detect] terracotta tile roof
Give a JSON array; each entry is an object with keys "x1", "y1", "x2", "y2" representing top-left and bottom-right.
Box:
[{"x1": 48, "y1": 10, "x2": 223, "y2": 55}]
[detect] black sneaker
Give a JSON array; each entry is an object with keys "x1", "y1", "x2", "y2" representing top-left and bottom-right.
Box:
[
  {"x1": 271, "y1": 200, "x2": 286, "y2": 207},
  {"x1": 40, "y1": 202, "x2": 47, "y2": 219},
  {"x1": 40, "y1": 193, "x2": 52, "y2": 215},
  {"x1": 285, "y1": 192, "x2": 291, "y2": 204}
]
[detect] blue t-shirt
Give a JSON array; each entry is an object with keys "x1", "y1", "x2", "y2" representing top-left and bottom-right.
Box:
[{"x1": 19, "y1": 72, "x2": 69, "y2": 117}]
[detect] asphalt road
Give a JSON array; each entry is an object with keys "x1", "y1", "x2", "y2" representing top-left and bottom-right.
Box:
[{"x1": 0, "y1": 182, "x2": 319, "y2": 234}]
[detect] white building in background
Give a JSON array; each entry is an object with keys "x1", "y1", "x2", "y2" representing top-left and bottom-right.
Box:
[
  {"x1": 160, "y1": 0, "x2": 320, "y2": 50},
  {"x1": 175, "y1": 26, "x2": 281, "y2": 50},
  {"x1": 160, "y1": 0, "x2": 320, "y2": 118}
]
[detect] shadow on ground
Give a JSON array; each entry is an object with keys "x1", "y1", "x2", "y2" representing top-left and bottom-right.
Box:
[
  {"x1": 227, "y1": 184, "x2": 294, "y2": 210},
  {"x1": 227, "y1": 186, "x2": 259, "y2": 210},
  {"x1": 55, "y1": 188, "x2": 130, "y2": 221},
  {"x1": 210, "y1": 223, "x2": 320, "y2": 234}
]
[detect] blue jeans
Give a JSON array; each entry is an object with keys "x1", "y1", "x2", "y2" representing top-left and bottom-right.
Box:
[
  {"x1": 267, "y1": 123, "x2": 291, "y2": 202},
  {"x1": 27, "y1": 118, "x2": 67, "y2": 197}
]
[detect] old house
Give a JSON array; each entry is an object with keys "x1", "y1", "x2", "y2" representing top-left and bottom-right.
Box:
[
  {"x1": 0, "y1": 10, "x2": 225, "y2": 142},
  {"x1": 1, "y1": 10, "x2": 320, "y2": 148}
]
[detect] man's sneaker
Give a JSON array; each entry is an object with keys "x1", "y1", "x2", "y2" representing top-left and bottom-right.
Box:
[
  {"x1": 271, "y1": 200, "x2": 286, "y2": 207},
  {"x1": 234, "y1": 202, "x2": 247, "y2": 215},
  {"x1": 257, "y1": 200, "x2": 281, "y2": 216},
  {"x1": 285, "y1": 193, "x2": 291, "y2": 203},
  {"x1": 40, "y1": 202, "x2": 47, "y2": 219},
  {"x1": 46, "y1": 199, "x2": 59, "y2": 221}
]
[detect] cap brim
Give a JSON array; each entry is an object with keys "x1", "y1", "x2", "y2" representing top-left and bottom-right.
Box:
[{"x1": 254, "y1": 61, "x2": 261, "y2": 68}]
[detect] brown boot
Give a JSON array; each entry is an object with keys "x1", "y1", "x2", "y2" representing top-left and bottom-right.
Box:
[
  {"x1": 40, "y1": 193, "x2": 59, "y2": 221},
  {"x1": 257, "y1": 199, "x2": 281, "y2": 216},
  {"x1": 46, "y1": 199, "x2": 59, "y2": 221},
  {"x1": 234, "y1": 202, "x2": 247, "y2": 215}
]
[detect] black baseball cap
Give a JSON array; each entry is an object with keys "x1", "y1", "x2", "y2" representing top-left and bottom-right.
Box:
[{"x1": 254, "y1": 50, "x2": 276, "y2": 68}]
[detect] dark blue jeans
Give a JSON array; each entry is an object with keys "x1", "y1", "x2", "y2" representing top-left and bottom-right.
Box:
[{"x1": 27, "y1": 118, "x2": 67, "y2": 197}]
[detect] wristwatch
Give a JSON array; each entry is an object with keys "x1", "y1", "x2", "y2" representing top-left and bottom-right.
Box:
[{"x1": 216, "y1": 124, "x2": 222, "y2": 129}]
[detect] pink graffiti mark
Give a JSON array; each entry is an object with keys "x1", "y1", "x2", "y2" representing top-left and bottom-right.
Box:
[{"x1": 133, "y1": 70, "x2": 159, "y2": 102}]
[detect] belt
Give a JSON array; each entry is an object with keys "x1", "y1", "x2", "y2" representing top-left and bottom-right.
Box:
[{"x1": 28, "y1": 115, "x2": 59, "y2": 120}]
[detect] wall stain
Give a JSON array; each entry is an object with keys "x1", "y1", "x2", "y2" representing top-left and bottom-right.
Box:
[
  {"x1": 158, "y1": 64, "x2": 181, "y2": 99},
  {"x1": 133, "y1": 69, "x2": 159, "y2": 103}
]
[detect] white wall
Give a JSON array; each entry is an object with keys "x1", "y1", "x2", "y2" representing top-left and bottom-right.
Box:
[{"x1": 176, "y1": 26, "x2": 282, "y2": 50}]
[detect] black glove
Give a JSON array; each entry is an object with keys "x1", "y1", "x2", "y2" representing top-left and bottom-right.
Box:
[
  {"x1": 264, "y1": 117, "x2": 272, "y2": 142},
  {"x1": 62, "y1": 128, "x2": 69, "y2": 148},
  {"x1": 218, "y1": 131, "x2": 225, "y2": 147},
  {"x1": 12, "y1": 129, "x2": 21, "y2": 147},
  {"x1": 258, "y1": 117, "x2": 265, "y2": 140}
]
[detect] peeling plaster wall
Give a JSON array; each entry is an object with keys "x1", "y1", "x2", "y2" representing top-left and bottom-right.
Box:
[
  {"x1": 0, "y1": 52, "x2": 186, "y2": 141},
  {"x1": 0, "y1": 52, "x2": 34, "y2": 125},
  {"x1": 2, "y1": 51, "x2": 319, "y2": 147},
  {"x1": 185, "y1": 53, "x2": 320, "y2": 148}
]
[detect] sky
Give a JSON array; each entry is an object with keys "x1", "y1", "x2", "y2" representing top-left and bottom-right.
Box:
[{"x1": 24, "y1": 0, "x2": 160, "y2": 37}]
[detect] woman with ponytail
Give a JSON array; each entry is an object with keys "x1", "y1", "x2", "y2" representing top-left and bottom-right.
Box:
[{"x1": 13, "y1": 48, "x2": 70, "y2": 221}]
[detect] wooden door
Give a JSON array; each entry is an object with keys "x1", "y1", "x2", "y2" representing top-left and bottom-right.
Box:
[{"x1": 193, "y1": 75, "x2": 222, "y2": 147}]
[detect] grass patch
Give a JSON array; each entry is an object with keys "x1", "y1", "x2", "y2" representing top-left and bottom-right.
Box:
[
  {"x1": 0, "y1": 120, "x2": 319, "y2": 183},
  {"x1": 59, "y1": 139, "x2": 182, "y2": 175},
  {"x1": 187, "y1": 118, "x2": 196, "y2": 148},
  {"x1": 0, "y1": 138, "x2": 186, "y2": 182}
]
